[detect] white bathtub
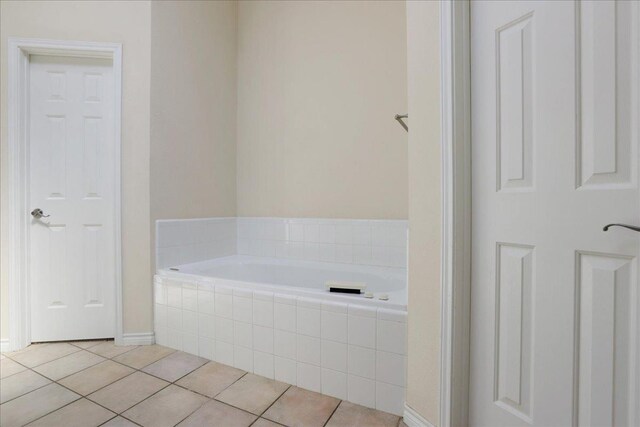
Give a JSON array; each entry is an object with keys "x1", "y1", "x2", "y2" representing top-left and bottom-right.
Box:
[
  {"x1": 153, "y1": 254, "x2": 407, "y2": 415},
  {"x1": 159, "y1": 255, "x2": 407, "y2": 309}
]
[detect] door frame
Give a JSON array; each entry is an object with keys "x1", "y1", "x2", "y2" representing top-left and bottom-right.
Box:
[
  {"x1": 7, "y1": 38, "x2": 123, "y2": 351},
  {"x1": 440, "y1": 1, "x2": 472, "y2": 426}
]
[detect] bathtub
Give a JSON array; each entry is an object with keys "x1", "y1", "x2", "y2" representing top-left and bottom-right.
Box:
[{"x1": 153, "y1": 254, "x2": 408, "y2": 415}]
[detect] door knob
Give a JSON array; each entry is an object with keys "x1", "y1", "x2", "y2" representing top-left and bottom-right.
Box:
[
  {"x1": 30, "y1": 208, "x2": 50, "y2": 219},
  {"x1": 603, "y1": 223, "x2": 640, "y2": 233}
]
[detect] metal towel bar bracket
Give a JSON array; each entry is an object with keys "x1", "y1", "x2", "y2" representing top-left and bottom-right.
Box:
[{"x1": 395, "y1": 114, "x2": 408, "y2": 132}]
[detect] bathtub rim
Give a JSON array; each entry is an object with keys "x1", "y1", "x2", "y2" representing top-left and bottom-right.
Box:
[{"x1": 156, "y1": 265, "x2": 407, "y2": 311}]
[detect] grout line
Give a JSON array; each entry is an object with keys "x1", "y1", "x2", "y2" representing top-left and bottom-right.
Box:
[
  {"x1": 322, "y1": 399, "x2": 343, "y2": 427},
  {"x1": 251, "y1": 383, "x2": 291, "y2": 425}
]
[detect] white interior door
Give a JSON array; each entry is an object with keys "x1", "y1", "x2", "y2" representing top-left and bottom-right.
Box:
[
  {"x1": 470, "y1": 1, "x2": 639, "y2": 426},
  {"x1": 29, "y1": 54, "x2": 116, "y2": 342}
]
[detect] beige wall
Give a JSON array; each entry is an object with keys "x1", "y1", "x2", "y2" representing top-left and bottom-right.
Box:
[
  {"x1": 150, "y1": 0, "x2": 237, "y2": 222},
  {"x1": 0, "y1": 0, "x2": 153, "y2": 338},
  {"x1": 236, "y1": 0, "x2": 408, "y2": 219},
  {"x1": 406, "y1": 1, "x2": 441, "y2": 424}
]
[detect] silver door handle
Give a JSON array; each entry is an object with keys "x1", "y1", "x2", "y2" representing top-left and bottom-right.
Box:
[
  {"x1": 30, "y1": 208, "x2": 50, "y2": 219},
  {"x1": 603, "y1": 223, "x2": 640, "y2": 233}
]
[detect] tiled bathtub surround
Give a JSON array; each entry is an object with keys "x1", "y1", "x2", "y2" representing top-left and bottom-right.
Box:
[
  {"x1": 154, "y1": 276, "x2": 407, "y2": 416},
  {"x1": 156, "y1": 218, "x2": 237, "y2": 269},
  {"x1": 238, "y1": 218, "x2": 407, "y2": 268}
]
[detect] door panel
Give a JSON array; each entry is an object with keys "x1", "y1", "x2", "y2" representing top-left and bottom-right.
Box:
[
  {"x1": 470, "y1": 1, "x2": 639, "y2": 426},
  {"x1": 29, "y1": 55, "x2": 116, "y2": 342}
]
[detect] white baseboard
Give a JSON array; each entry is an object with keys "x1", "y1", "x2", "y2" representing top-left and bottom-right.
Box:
[
  {"x1": 121, "y1": 332, "x2": 155, "y2": 346},
  {"x1": 403, "y1": 403, "x2": 436, "y2": 427},
  {"x1": 0, "y1": 339, "x2": 9, "y2": 353}
]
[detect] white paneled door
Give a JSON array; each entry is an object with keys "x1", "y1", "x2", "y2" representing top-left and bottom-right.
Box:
[
  {"x1": 29, "y1": 55, "x2": 116, "y2": 342},
  {"x1": 470, "y1": 1, "x2": 639, "y2": 426}
]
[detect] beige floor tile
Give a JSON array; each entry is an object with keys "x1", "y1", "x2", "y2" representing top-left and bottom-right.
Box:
[
  {"x1": 33, "y1": 350, "x2": 105, "y2": 381},
  {"x1": 325, "y1": 401, "x2": 399, "y2": 427},
  {"x1": 88, "y1": 342, "x2": 137, "y2": 359},
  {"x1": 1, "y1": 357, "x2": 27, "y2": 379},
  {"x1": 122, "y1": 384, "x2": 208, "y2": 427},
  {"x1": 0, "y1": 369, "x2": 51, "y2": 404},
  {"x1": 176, "y1": 361, "x2": 245, "y2": 398},
  {"x1": 88, "y1": 371, "x2": 169, "y2": 414},
  {"x1": 177, "y1": 399, "x2": 257, "y2": 427},
  {"x1": 27, "y1": 398, "x2": 116, "y2": 427},
  {"x1": 70, "y1": 340, "x2": 109, "y2": 350},
  {"x1": 0, "y1": 383, "x2": 80, "y2": 427},
  {"x1": 216, "y1": 373, "x2": 289, "y2": 415},
  {"x1": 112, "y1": 345, "x2": 175, "y2": 369},
  {"x1": 141, "y1": 351, "x2": 208, "y2": 382},
  {"x1": 101, "y1": 416, "x2": 138, "y2": 427},
  {"x1": 263, "y1": 386, "x2": 340, "y2": 427},
  {"x1": 59, "y1": 360, "x2": 135, "y2": 396},
  {"x1": 399, "y1": 420, "x2": 408, "y2": 427},
  {"x1": 252, "y1": 418, "x2": 283, "y2": 427},
  {"x1": 6, "y1": 343, "x2": 80, "y2": 368}
]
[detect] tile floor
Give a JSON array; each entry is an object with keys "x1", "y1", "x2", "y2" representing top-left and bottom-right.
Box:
[{"x1": 0, "y1": 341, "x2": 407, "y2": 427}]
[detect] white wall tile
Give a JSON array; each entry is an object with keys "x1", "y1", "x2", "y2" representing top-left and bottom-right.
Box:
[
  {"x1": 375, "y1": 382, "x2": 404, "y2": 416},
  {"x1": 234, "y1": 321, "x2": 253, "y2": 348},
  {"x1": 155, "y1": 218, "x2": 237, "y2": 269},
  {"x1": 182, "y1": 287, "x2": 198, "y2": 312},
  {"x1": 348, "y1": 315, "x2": 376, "y2": 349},
  {"x1": 376, "y1": 351, "x2": 406, "y2": 387},
  {"x1": 167, "y1": 330, "x2": 183, "y2": 351},
  {"x1": 253, "y1": 325, "x2": 274, "y2": 353},
  {"x1": 352, "y1": 224, "x2": 372, "y2": 246},
  {"x1": 215, "y1": 340, "x2": 234, "y2": 366},
  {"x1": 303, "y1": 224, "x2": 319, "y2": 243},
  {"x1": 274, "y1": 330, "x2": 297, "y2": 359},
  {"x1": 274, "y1": 303, "x2": 296, "y2": 332},
  {"x1": 167, "y1": 286, "x2": 182, "y2": 308},
  {"x1": 288, "y1": 223, "x2": 304, "y2": 242},
  {"x1": 183, "y1": 311, "x2": 198, "y2": 334},
  {"x1": 215, "y1": 293, "x2": 233, "y2": 319},
  {"x1": 155, "y1": 304, "x2": 167, "y2": 330},
  {"x1": 334, "y1": 224, "x2": 353, "y2": 245},
  {"x1": 253, "y1": 299, "x2": 274, "y2": 328},
  {"x1": 377, "y1": 320, "x2": 407, "y2": 355},
  {"x1": 254, "y1": 351, "x2": 274, "y2": 379},
  {"x1": 197, "y1": 290, "x2": 214, "y2": 315},
  {"x1": 154, "y1": 283, "x2": 167, "y2": 305},
  {"x1": 297, "y1": 335, "x2": 321, "y2": 366},
  {"x1": 215, "y1": 317, "x2": 234, "y2": 344},
  {"x1": 297, "y1": 306, "x2": 321, "y2": 337},
  {"x1": 233, "y1": 296, "x2": 253, "y2": 323},
  {"x1": 155, "y1": 328, "x2": 168, "y2": 347},
  {"x1": 348, "y1": 345, "x2": 376, "y2": 379},
  {"x1": 199, "y1": 337, "x2": 215, "y2": 360},
  {"x1": 183, "y1": 334, "x2": 198, "y2": 355},
  {"x1": 167, "y1": 307, "x2": 182, "y2": 331},
  {"x1": 198, "y1": 314, "x2": 215, "y2": 338},
  {"x1": 321, "y1": 369, "x2": 347, "y2": 400},
  {"x1": 348, "y1": 375, "x2": 376, "y2": 408},
  {"x1": 321, "y1": 311, "x2": 347, "y2": 343},
  {"x1": 234, "y1": 346, "x2": 253, "y2": 371},
  {"x1": 321, "y1": 340, "x2": 347, "y2": 372},
  {"x1": 275, "y1": 357, "x2": 297, "y2": 385},
  {"x1": 297, "y1": 363, "x2": 321, "y2": 393}
]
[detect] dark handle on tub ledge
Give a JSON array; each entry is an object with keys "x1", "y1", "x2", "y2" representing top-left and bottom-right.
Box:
[{"x1": 603, "y1": 223, "x2": 640, "y2": 233}]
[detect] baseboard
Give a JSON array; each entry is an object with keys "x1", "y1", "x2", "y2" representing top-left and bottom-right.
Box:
[
  {"x1": 403, "y1": 403, "x2": 436, "y2": 427},
  {"x1": 121, "y1": 332, "x2": 155, "y2": 346},
  {"x1": 0, "y1": 339, "x2": 9, "y2": 353}
]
